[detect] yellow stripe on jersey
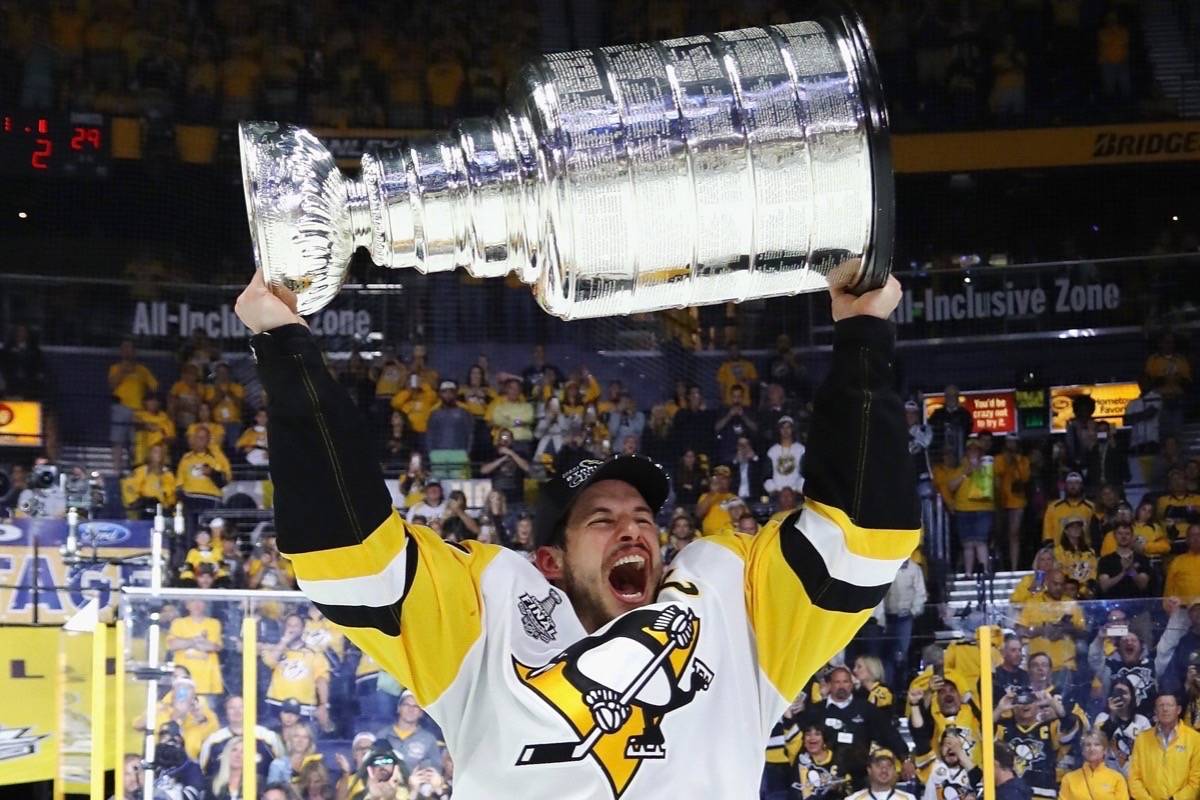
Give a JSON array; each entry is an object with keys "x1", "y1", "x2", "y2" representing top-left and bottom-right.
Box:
[
  {"x1": 325, "y1": 524, "x2": 503, "y2": 708},
  {"x1": 287, "y1": 512, "x2": 409, "y2": 582},
  {"x1": 703, "y1": 514, "x2": 919, "y2": 704}
]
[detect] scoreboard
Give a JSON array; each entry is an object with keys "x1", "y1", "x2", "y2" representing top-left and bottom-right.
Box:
[{"x1": 0, "y1": 111, "x2": 110, "y2": 177}]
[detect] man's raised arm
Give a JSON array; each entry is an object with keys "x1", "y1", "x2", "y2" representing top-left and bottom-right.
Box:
[
  {"x1": 236, "y1": 272, "x2": 500, "y2": 707},
  {"x1": 741, "y1": 277, "x2": 921, "y2": 704}
]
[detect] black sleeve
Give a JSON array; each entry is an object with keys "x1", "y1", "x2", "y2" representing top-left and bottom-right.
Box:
[
  {"x1": 870, "y1": 704, "x2": 909, "y2": 758},
  {"x1": 250, "y1": 324, "x2": 394, "y2": 557},
  {"x1": 801, "y1": 316, "x2": 919, "y2": 531}
]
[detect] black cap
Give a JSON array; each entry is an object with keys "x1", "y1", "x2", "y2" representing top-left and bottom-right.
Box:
[
  {"x1": 158, "y1": 720, "x2": 183, "y2": 738},
  {"x1": 534, "y1": 455, "x2": 670, "y2": 548},
  {"x1": 197, "y1": 562, "x2": 217, "y2": 575},
  {"x1": 364, "y1": 742, "x2": 401, "y2": 769},
  {"x1": 280, "y1": 698, "x2": 302, "y2": 715}
]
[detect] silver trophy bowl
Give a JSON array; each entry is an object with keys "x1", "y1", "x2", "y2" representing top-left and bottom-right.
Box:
[{"x1": 239, "y1": 9, "x2": 893, "y2": 319}]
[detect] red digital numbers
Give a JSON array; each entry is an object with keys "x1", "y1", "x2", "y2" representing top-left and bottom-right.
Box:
[
  {"x1": 31, "y1": 138, "x2": 51, "y2": 170},
  {"x1": 70, "y1": 126, "x2": 101, "y2": 151}
]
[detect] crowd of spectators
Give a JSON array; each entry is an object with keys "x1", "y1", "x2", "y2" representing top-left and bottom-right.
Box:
[
  {"x1": 0, "y1": 310, "x2": 1196, "y2": 800},
  {"x1": 0, "y1": 0, "x2": 1181, "y2": 138}
]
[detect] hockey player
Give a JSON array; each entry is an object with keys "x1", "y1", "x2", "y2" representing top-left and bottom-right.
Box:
[{"x1": 234, "y1": 271, "x2": 919, "y2": 799}]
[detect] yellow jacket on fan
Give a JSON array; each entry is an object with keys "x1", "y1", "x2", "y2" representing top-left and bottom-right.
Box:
[
  {"x1": 1128, "y1": 724, "x2": 1200, "y2": 800},
  {"x1": 1060, "y1": 763, "x2": 1129, "y2": 800}
]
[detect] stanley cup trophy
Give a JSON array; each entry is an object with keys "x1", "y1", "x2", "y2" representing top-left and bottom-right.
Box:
[{"x1": 239, "y1": 10, "x2": 893, "y2": 320}]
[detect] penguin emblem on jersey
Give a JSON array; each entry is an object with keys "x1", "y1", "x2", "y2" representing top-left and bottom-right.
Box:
[
  {"x1": 513, "y1": 604, "x2": 714, "y2": 798},
  {"x1": 1009, "y1": 736, "x2": 1045, "y2": 777}
]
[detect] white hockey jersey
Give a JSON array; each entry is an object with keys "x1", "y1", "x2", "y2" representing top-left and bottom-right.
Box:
[{"x1": 253, "y1": 315, "x2": 920, "y2": 800}]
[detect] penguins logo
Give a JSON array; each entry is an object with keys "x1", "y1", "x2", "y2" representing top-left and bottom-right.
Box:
[
  {"x1": 513, "y1": 604, "x2": 714, "y2": 798},
  {"x1": 1010, "y1": 737, "x2": 1045, "y2": 777}
]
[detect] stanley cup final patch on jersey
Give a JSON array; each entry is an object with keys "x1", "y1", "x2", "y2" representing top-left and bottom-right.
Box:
[
  {"x1": 512, "y1": 605, "x2": 714, "y2": 799},
  {"x1": 519, "y1": 588, "x2": 563, "y2": 643}
]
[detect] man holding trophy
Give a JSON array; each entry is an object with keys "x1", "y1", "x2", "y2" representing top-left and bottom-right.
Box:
[{"x1": 234, "y1": 10, "x2": 919, "y2": 799}]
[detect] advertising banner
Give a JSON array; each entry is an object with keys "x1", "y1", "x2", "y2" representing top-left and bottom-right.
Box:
[
  {"x1": 922, "y1": 389, "x2": 1018, "y2": 434},
  {"x1": 0, "y1": 518, "x2": 151, "y2": 624},
  {"x1": 0, "y1": 627, "x2": 59, "y2": 785},
  {"x1": 0, "y1": 401, "x2": 44, "y2": 447},
  {"x1": 1049, "y1": 382, "x2": 1141, "y2": 432}
]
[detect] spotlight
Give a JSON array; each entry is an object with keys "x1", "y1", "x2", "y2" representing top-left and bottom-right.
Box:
[{"x1": 17, "y1": 211, "x2": 27, "y2": 219}]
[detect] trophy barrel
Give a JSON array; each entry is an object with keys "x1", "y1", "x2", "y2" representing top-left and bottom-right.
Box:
[{"x1": 237, "y1": 7, "x2": 893, "y2": 321}]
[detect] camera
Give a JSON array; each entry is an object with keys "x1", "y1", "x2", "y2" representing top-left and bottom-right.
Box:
[
  {"x1": 19, "y1": 464, "x2": 106, "y2": 518},
  {"x1": 31, "y1": 463, "x2": 58, "y2": 489}
]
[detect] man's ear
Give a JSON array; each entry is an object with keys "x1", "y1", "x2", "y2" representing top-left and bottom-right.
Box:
[{"x1": 533, "y1": 545, "x2": 564, "y2": 581}]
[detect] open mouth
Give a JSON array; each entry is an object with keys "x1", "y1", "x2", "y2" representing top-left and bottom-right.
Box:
[{"x1": 606, "y1": 550, "x2": 650, "y2": 604}]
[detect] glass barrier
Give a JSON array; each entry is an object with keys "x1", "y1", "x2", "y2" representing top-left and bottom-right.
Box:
[{"x1": 112, "y1": 581, "x2": 1200, "y2": 800}]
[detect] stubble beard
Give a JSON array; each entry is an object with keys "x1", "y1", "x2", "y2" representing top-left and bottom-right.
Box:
[{"x1": 560, "y1": 557, "x2": 617, "y2": 635}]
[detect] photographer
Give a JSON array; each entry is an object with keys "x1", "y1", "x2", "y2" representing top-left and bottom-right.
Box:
[
  {"x1": 480, "y1": 428, "x2": 530, "y2": 506},
  {"x1": 1093, "y1": 677, "x2": 1150, "y2": 774},
  {"x1": 15, "y1": 459, "x2": 101, "y2": 519}
]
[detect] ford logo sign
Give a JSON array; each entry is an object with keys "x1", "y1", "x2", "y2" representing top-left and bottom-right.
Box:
[{"x1": 78, "y1": 521, "x2": 131, "y2": 546}]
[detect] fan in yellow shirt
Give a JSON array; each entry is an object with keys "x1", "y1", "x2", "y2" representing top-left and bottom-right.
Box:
[
  {"x1": 1010, "y1": 547, "x2": 1057, "y2": 604},
  {"x1": 181, "y1": 525, "x2": 225, "y2": 578},
  {"x1": 1055, "y1": 518, "x2": 1099, "y2": 596},
  {"x1": 176, "y1": 427, "x2": 232, "y2": 501},
  {"x1": 206, "y1": 362, "x2": 246, "y2": 429},
  {"x1": 235, "y1": 408, "x2": 270, "y2": 466},
  {"x1": 715, "y1": 343, "x2": 758, "y2": 405},
  {"x1": 261, "y1": 614, "x2": 332, "y2": 728},
  {"x1": 391, "y1": 377, "x2": 437, "y2": 433},
  {"x1": 1102, "y1": 501, "x2": 1171, "y2": 557},
  {"x1": 994, "y1": 434, "x2": 1031, "y2": 571},
  {"x1": 460, "y1": 365, "x2": 496, "y2": 418},
  {"x1": 1043, "y1": 473, "x2": 1095, "y2": 541},
  {"x1": 1016, "y1": 569, "x2": 1086, "y2": 670},
  {"x1": 185, "y1": 402, "x2": 226, "y2": 455},
  {"x1": 168, "y1": 363, "x2": 207, "y2": 429},
  {"x1": 132, "y1": 395, "x2": 176, "y2": 466},
  {"x1": 1158, "y1": 469, "x2": 1200, "y2": 541},
  {"x1": 166, "y1": 599, "x2": 224, "y2": 695},
  {"x1": 695, "y1": 466, "x2": 736, "y2": 536},
  {"x1": 947, "y1": 437, "x2": 995, "y2": 575},
  {"x1": 108, "y1": 342, "x2": 159, "y2": 410},
  {"x1": 930, "y1": 449, "x2": 959, "y2": 511},
  {"x1": 121, "y1": 444, "x2": 176, "y2": 518},
  {"x1": 1165, "y1": 524, "x2": 1200, "y2": 603},
  {"x1": 153, "y1": 683, "x2": 219, "y2": 761}
]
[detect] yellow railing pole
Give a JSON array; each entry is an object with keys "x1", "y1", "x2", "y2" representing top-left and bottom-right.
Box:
[
  {"x1": 242, "y1": 616, "x2": 258, "y2": 800},
  {"x1": 54, "y1": 638, "x2": 66, "y2": 800},
  {"x1": 979, "y1": 626, "x2": 995, "y2": 800},
  {"x1": 90, "y1": 624, "x2": 108, "y2": 800},
  {"x1": 114, "y1": 621, "x2": 126, "y2": 800}
]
